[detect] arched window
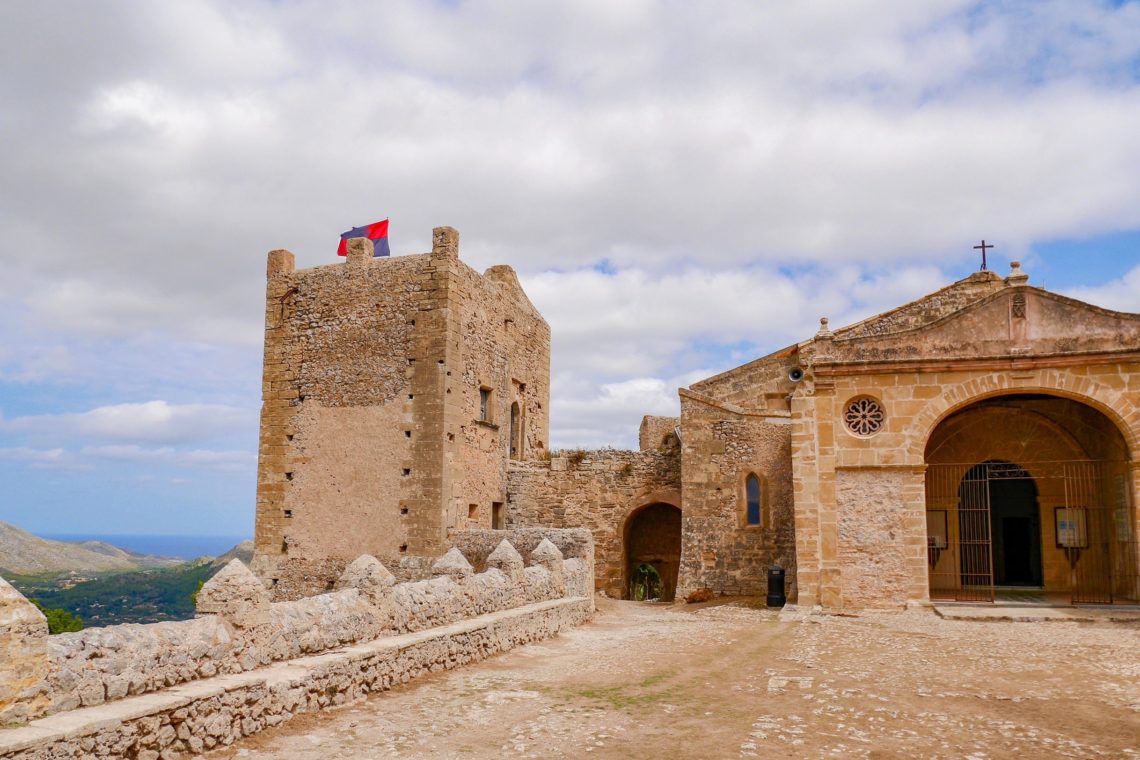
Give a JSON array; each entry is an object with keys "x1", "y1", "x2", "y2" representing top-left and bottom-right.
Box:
[{"x1": 744, "y1": 473, "x2": 763, "y2": 527}]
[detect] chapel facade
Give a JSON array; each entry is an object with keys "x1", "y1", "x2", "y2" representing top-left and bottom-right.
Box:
[{"x1": 252, "y1": 228, "x2": 1140, "y2": 609}]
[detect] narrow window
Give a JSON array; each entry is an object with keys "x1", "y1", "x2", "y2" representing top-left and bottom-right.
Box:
[
  {"x1": 492, "y1": 502, "x2": 504, "y2": 529},
  {"x1": 745, "y1": 474, "x2": 762, "y2": 527},
  {"x1": 509, "y1": 402, "x2": 521, "y2": 459},
  {"x1": 479, "y1": 387, "x2": 492, "y2": 421}
]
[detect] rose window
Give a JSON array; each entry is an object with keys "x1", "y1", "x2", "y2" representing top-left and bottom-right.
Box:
[{"x1": 844, "y1": 396, "x2": 884, "y2": 437}]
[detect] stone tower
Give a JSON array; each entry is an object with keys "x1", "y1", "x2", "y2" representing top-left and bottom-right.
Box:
[{"x1": 251, "y1": 227, "x2": 551, "y2": 598}]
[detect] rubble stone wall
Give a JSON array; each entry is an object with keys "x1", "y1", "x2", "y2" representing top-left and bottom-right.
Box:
[
  {"x1": 0, "y1": 598, "x2": 590, "y2": 760},
  {"x1": 506, "y1": 451, "x2": 680, "y2": 598},
  {"x1": 0, "y1": 529, "x2": 592, "y2": 733},
  {"x1": 676, "y1": 391, "x2": 797, "y2": 599},
  {"x1": 253, "y1": 229, "x2": 551, "y2": 600}
]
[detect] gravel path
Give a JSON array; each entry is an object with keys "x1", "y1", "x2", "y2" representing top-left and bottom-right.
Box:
[{"x1": 213, "y1": 598, "x2": 1140, "y2": 759}]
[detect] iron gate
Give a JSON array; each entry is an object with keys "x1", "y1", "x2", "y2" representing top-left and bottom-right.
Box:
[{"x1": 926, "y1": 460, "x2": 1138, "y2": 604}]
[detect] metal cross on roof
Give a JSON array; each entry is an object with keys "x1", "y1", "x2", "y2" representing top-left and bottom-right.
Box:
[{"x1": 973, "y1": 239, "x2": 993, "y2": 271}]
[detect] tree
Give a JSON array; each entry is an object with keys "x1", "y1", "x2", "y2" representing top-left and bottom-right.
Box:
[{"x1": 30, "y1": 598, "x2": 84, "y2": 634}]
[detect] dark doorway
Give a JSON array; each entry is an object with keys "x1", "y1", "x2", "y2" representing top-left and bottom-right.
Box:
[
  {"x1": 989, "y1": 475, "x2": 1042, "y2": 586},
  {"x1": 624, "y1": 503, "x2": 682, "y2": 601},
  {"x1": 956, "y1": 462, "x2": 1042, "y2": 590}
]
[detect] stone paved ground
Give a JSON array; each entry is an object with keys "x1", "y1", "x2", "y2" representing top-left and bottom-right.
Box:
[{"x1": 213, "y1": 598, "x2": 1140, "y2": 759}]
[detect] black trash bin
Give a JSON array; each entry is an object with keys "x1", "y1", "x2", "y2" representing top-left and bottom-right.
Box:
[{"x1": 766, "y1": 565, "x2": 786, "y2": 608}]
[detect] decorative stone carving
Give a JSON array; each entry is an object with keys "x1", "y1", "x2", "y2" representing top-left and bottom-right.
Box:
[{"x1": 843, "y1": 396, "x2": 885, "y2": 437}]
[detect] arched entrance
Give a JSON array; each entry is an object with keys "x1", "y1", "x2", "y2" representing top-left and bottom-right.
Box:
[
  {"x1": 623, "y1": 503, "x2": 681, "y2": 601},
  {"x1": 925, "y1": 394, "x2": 1138, "y2": 604}
]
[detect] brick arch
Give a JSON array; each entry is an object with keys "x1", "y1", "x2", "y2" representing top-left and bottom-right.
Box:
[{"x1": 906, "y1": 372, "x2": 1139, "y2": 464}]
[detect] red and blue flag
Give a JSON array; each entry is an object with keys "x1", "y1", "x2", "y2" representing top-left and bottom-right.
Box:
[{"x1": 337, "y1": 219, "x2": 390, "y2": 257}]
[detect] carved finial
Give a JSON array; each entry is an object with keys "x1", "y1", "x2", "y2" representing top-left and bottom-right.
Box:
[
  {"x1": 1006, "y1": 260, "x2": 1029, "y2": 285},
  {"x1": 816, "y1": 317, "x2": 832, "y2": 338}
]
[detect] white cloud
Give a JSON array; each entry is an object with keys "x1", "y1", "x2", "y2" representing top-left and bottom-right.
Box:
[
  {"x1": 81, "y1": 444, "x2": 255, "y2": 471},
  {"x1": 4, "y1": 401, "x2": 254, "y2": 445},
  {"x1": 1, "y1": 0, "x2": 1139, "y2": 460},
  {"x1": 0, "y1": 447, "x2": 67, "y2": 463},
  {"x1": 1063, "y1": 265, "x2": 1140, "y2": 313}
]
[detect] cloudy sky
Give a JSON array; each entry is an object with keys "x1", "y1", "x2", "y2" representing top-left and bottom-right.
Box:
[{"x1": 2, "y1": 1, "x2": 1139, "y2": 538}]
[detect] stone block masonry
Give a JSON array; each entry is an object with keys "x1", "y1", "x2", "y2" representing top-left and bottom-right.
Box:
[{"x1": 0, "y1": 530, "x2": 593, "y2": 758}]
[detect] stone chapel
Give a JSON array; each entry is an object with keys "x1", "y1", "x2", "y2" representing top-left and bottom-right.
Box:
[{"x1": 252, "y1": 228, "x2": 1140, "y2": 609}]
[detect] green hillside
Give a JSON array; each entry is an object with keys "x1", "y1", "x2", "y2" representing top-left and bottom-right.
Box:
[{"x1": 9, "y1": 560, "x2": 216, "y2": 627}]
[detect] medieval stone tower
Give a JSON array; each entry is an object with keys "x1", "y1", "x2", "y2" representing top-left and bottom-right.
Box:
[{"x1": 251, "y1": 227, "x2": 550, "y2": 599}]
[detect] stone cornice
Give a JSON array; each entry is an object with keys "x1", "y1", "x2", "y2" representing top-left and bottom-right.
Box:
[{"x1": 813, "y1": 349, "x2": 1140, "y2": 378}]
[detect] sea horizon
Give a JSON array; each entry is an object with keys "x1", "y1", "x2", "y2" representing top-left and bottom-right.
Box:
[{"x1": 41, "y1": 533, "x2": 251, "y2": 560}]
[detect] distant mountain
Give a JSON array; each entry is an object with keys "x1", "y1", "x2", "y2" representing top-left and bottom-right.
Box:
[
  {"x1": 211, "y1": 540, "x2": 254, "y2": 570},
  {"x1": 0, "y1": 521, "x2": 183, "y2": 575}
]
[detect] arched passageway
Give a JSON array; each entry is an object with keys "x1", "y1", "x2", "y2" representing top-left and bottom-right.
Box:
[
  {"x1": 624, "y1": 503, "x2": 682, "y2": 601},
  {"x1": 925, "y1": 394, "x2": 1138, "y2": 604}
]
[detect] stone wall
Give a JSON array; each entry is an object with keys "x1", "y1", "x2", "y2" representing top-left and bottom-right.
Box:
[
  {"x1": 676, "y1": 391, "x2": 797, "y2": 599},
  {"x1": 0, "y1": 599, "x2": 589, "y2": 759},
  {"x1": 506, "y1": 450, "x2": 681, "y2": 598},
  {"x1": 0, "y1": 529, "x2": 592, "y2": 732},
  {"x1": 253, "y1": 228, "x2": 551, "y2": 599},
  {"x1": 638, "y1": 416, "x2": 679, "y2": 451}
]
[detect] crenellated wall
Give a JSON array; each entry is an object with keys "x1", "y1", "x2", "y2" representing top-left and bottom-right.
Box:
[{"x1": 0, "y1": 530, "x2": 592, "y2": 758}]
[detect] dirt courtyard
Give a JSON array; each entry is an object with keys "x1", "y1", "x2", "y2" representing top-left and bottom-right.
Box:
[{"x1": 214, "y1": 598, "x2": 1140, "y2": 759}]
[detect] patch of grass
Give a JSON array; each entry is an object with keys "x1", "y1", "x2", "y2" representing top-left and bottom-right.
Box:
[
  {"x1": 563, "y1": 671, "x2": 678, "y2": 711},
  {"x1": 639, "y1": 671, "x2": 673, "y2": 688}
]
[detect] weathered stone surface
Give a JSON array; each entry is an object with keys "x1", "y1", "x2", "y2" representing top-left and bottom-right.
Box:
[
  {"x1": 0, "y1": 575, "x2": 49, "y2": 723},
  {"x1": 335, "y1": 554, "x2": 395, "y2": 604},
  {"x1": 25, "y1": 534, "x2": 588, "y2": 721},
  {"x1": 530, "y1": 538, "x2": 563, "y2": 565},
  {"x1": 196, "y1": 559, "x2": 271, "y2": 628},
  {"x1": 431, "y1": 548, "x2": 474, "y2": 578},
  {"x1": 485, "y1": 540, "x2": 524, "y2": 573},
  {"x1": 0, "y1": 597, "x2": 592, "y2": 760},
  {"x1": 252, "y1": 226, "x2": 551, "y2": 599}
]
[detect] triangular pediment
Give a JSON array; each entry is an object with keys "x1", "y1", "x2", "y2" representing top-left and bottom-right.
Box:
[{"x1": 826, "y1": 286, "x2": 1140, "y2": 364}]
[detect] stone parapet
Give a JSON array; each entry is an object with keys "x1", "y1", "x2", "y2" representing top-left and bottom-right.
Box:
[
  {"x1": 0, "y1": 538, "x2": 589, "y2": 730},
  {"x1": 0, "y1": 597, "x2": 590, "y2": 759}
]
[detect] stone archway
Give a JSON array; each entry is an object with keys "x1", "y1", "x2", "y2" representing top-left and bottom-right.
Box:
[
  {"x1": 924, "y1": 393, "x2": 1138, "y2": 603},
  {"x1": 623, "y1": 503, "x2": 682, "y2": 601}
]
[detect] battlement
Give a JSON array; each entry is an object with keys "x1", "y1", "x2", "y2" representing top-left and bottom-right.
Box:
[{"x1": 0, "y1": 529, "x2": 593, "y2": 756}]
